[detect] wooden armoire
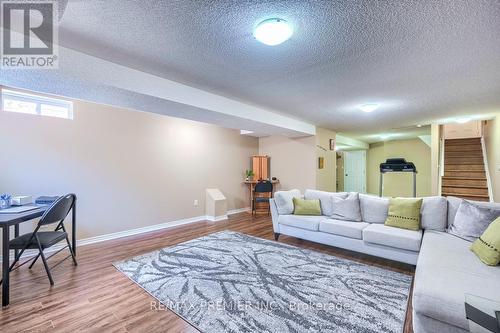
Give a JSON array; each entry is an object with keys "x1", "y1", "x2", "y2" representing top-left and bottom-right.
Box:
[{"x1": 252, "y1": 155, "x2": 270, "y2": 181}]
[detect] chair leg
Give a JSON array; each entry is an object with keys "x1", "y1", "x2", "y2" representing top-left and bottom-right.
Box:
[
  {"x1": 0, "y1": 246, "x2": 26, "y2": 285},
  {"x1": 65, "y1": 236, "x2": 77, "y2": 266},
  {"x1": 28, "y1": 253, "x2": 40, "y2": 269},
  {"x1": 35, "y1": 239, "x2": 54, "y2": 286},
  {"x1": 39, "y1": 250, "x2": 54, "y2": 285}
]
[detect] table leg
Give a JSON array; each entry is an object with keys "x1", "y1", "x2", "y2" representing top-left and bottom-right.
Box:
[
  {"x1": 2, "y1": 225, "x2": 10, "y2": 307},
  {"x1": 72, "y1": 199, "x2": 76, "y2": 257},
  {"x1": 14, "y1": 224, "x2": 19, "y2": 260},
  {"x1": 250, "y1": 184, "x2": 254, "y2": 214}
]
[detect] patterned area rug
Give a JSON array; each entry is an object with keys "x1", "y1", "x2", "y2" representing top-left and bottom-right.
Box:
[{"x1": 114, "y1": 231, "x2": 412, "y2": 333}]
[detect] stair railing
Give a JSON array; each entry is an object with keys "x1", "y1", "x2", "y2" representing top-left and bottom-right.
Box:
[{"x1": 480, "y1": 136, "x2": 494, "y2": 202}]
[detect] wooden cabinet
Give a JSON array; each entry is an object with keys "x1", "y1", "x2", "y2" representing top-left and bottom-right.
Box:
[{"x1": 252, "y1": 155, "x2": 270, "y2": 180}]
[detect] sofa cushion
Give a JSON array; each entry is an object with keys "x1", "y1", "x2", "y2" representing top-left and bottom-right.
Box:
[
  {"x1": 413, "y1": 230, "x2": 500, "y2": 330},
  {"x1": 278, "y1": 215, "x2": 323, "y2": 231},
  {"x1": 471, "y1": 216, "x2": 500, "y2": 266},
  {"x1": 274, "y1": 189, "x2": 301, "y2": 215},
  {"x1": 304, "y1": 190, "x2": 348, "y2": 216},
  {"x1": 449, "y1": 200, "x2": 500, "y2": 241},
  {"x1": 319, "y1": 219, "x2": 369, "y2": 239},
  {"x1": 421, "y1": 196, "x2": 448, "y2": 231},
  {"x1": 447, "y1": 196, "x2": 500, "y2": 226},
  {"x1": 359, "y1": 194, "x2": 389, "y2": 224},
  {"x1": 330, "y1": 192, "x2": 362, "y2": 221},
  {"x1": 385, "y1": 197, "x2": 423, "y2": 231},
  {"x1": 292, "y1": 198, "x2": 321, "y2": 216},
  {"x1": 362, "y1": 224, "x2": 422, "y2": 251}
]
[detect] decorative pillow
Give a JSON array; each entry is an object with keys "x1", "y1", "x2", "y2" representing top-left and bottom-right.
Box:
[
  {"x1": 385, "y1": 198, "x2": 423, "y2": 231},
  {"x1": 304, "y1": 190, "x2": 348, "y2": 216},
  {"x1": 471, "y1": 217, "x2": 500, "y2": 266},
  {"x1": 330, "y1": 192, "x2": 362, "y2": 221},
  {"x1": 421, "y1": 196, "x2": 448, "y2": 231},
  {"x1": 447, "y1": 196, "x2": 500, "y2": 227},
  {"x1": 359, "y1": 194, "x2": 389, "y2": 223},
  {"x1": 274, "y1": 189, "x2": 301, "y2": 215},
  {"x1": 448, "y1": 200, "x2": 500, "y2": 241},
  {"x1": 293, "y1": 198, "x2": 322, "y2": 216}
]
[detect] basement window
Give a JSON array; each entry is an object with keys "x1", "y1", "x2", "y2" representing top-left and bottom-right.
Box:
[{"x1": 1, "y1": 88, "x2": 73, "y2": 119}]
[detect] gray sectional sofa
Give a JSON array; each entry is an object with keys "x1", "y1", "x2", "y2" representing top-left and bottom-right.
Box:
[{"x1": 269, "y1": 190, "x2": 500, "y2": 333}]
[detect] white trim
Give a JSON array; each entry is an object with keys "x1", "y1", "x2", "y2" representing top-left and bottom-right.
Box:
[
  {"x1": 226, "y1": 207, "x2": 251, "y2": 215},
  {"x1": 1, "y1": 207, "x2": 250, "y2": 262},
  {"x1": 438, "y1": 137, "x2": 445, "y2": 196},
  {"x1": 481, "y1": 136, "x2": 494, "y2": 202},
  {"x1": 205, "y1": 215, "x2": 228, "y2": 222}
]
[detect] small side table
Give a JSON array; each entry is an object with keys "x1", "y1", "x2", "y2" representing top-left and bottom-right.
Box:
[{"x1": 465, "y1": 294, "x2": 500, "y2": 333}]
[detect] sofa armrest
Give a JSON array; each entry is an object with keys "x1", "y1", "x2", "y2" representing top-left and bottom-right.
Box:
[{"x1": 269, "y1": 198, "x2": 280, "y2": 233}]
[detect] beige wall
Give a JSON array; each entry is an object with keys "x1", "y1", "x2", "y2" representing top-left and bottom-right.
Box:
[
  {"x1": 258, "y1": 135, "x2": 316, "y2": 192},
  {"x1": 367, "y1": 139, "x2": 431, "y2": 197},
  {"x1": 315, "y1": 127, "x2": 336, "y2": 192},
  {"x1": 484, "y1": 116, "x2": 500, "y2": 202},
  {"x1": 0, "y1": 99, "x2": 258, "y2": 241}
]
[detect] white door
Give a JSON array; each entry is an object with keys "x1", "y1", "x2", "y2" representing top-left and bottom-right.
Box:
[{"x1": 344, "y1": 150, "x2": 367, "y2": 193}]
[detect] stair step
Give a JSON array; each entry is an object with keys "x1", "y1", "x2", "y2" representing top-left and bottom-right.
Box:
[
  {"x1": 444, "y1": 171, "x2": 486, "y2": 178},
  {"x1": 445, "y1": 150, "x2": 483, "y2": 157},
  {"x1": 442, "y1": 178, "x2": 487, "y2": 187},
  {"x1": 442, "y1": 176, "x2": 486, "y2": 180},
  {"x1": 445, "y1": 157, "x2": 484, "y2": 165},
  {"x1": 445, "y1": 144, "x2": 482, "y2": 152},
  {"x1": 445, "y1": 164, "x2": 485, "y2": 171},
  {"x1": 442, "y1": 184, "x2": 487, "y2": 189},
  {"x1": 444, "y1": 138, "x2": 481, "y2": 145},
  {"x1": 442, "y1": 186, "x2": 489, "y2": 196},
  {"x1": 442, "y1": 193, "x2": 490, "y2": 202}
]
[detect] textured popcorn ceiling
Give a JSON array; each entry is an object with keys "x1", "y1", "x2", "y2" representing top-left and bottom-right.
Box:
[{"x1": 55, "y1": 0, "x2": 500, "y2": 135}]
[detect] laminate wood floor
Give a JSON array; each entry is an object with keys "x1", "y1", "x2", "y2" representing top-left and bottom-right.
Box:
[{"x1": 0, "y1": 213, "x2": 415, "y2": 333}]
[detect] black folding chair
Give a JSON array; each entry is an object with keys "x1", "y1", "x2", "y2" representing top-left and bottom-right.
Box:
[
  {"x1": 253, "y1": 181, "x2": 273, "y2": 215},
  {"x1": 1, "y1": 194, "x2": 77, "y2": 286}
]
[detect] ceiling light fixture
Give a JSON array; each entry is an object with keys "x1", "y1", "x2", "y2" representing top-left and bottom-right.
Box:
[
  {"x1": 253, "y1": 18, "x2": 293, "y2": 46},
  {"x1": 359, "y1": 103, "x2": 379, "y2": 113},
  {"x1": 456, "y1": 117, "x2": 472, "y2": 124}
]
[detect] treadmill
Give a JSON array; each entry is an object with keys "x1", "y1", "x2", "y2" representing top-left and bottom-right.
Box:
[{"x1": 379, "y1": 158, "x2": 418, "y2": 197}]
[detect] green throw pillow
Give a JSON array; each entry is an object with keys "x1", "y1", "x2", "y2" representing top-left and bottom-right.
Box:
[
  {"x1": 293, "y1": 198, "x2": 321, "y2": 216},
  {"x1": 385, "y1": 198, "x2": 423, "y2": 231},
  {"x1": 471, "y1": 217, "x2": 500, "y2": 266}
]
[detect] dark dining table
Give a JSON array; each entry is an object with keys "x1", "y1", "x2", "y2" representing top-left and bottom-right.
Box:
[{"x1": 0, "y1": 202, "x2": 76, "y2": 307}]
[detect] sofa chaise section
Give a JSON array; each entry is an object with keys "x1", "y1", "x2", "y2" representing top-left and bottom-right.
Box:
[{"x1": 412, "y1": 230, "x2": 500, "y2": 333}]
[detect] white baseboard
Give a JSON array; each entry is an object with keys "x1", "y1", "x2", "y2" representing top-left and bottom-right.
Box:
[
  {"x1": 206, "y1": 215, "x2": 228, "y2": 222},
  {"x1": 1, "y1": 207, "x2": 250, "y2": 262}
]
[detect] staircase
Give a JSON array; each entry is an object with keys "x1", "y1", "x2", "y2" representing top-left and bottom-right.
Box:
[{"x1": 442, "y1": 138, "x2": 489, "y2": 201}]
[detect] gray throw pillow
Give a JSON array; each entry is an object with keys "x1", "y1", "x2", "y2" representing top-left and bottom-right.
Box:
[
  {"x1": 330, "y1": 192, "x2": 362, "y2": 221},
  {"x1": 421, "y1": 196, "x2": 448, "y2": 231},
  {"x1": 359, "y1": 194, "x2": 389, "y2": 223},
  {"x1": 304, "y1": 190, "x2": 348, "y2": 216},
  {"x1": 274, "y1": 189, "x2": 301, "y2": 215},
  {"x1": 448, "y1": 200, "x2": 500, "y2": 241}
]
